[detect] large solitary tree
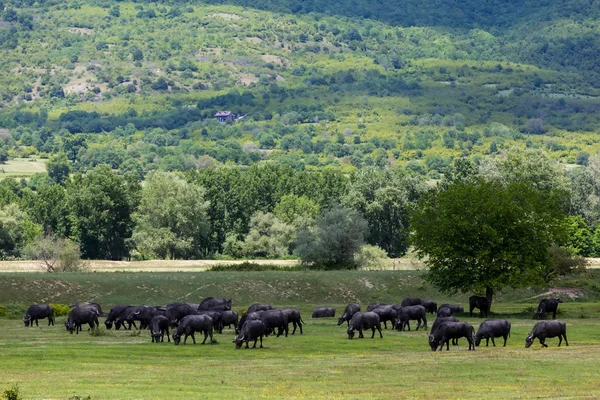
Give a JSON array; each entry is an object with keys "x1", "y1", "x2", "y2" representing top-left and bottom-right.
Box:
[{"x1": 410, "y1": 180, "x2": 567, "y2": 304}]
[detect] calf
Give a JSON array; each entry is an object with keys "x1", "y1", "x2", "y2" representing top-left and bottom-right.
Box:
[
  {"x1": 428, "y1": 321, "x2": 475, "y2": 351},
  {"x1": 150, "y1": 315, "x2": 170, "y2": 343},
  {"x1": 421, "y1": 301, "x2": 437, "y2": 314},
  {"x1": 234, "y1": 319, "x2": 267, "y2": 349},
  {"x1": 172, "y1": 314, "x2": 214, "y2": 345},
  {"x1": 525, "y1": 320, "x2": 568, "y2": 348},
  {"x1": 23, "y1": 305, "x2": 54, "y2": 327},
  {"x1": 469, "y1": 295, "x2": 491, "y2": 318},
  {"x1": 312, "y1": 307, "x2": 335, "y2": 318},
  {"x1": 395, "y1": 305, "x2": 427, "y2": 331},
  {"x1": 347, "y1": 312, "x2": 383, "y2": 339},
  {"x1": 337, "y1": 304, "x2": 361, "y2": 327},
  {"x1": 536, "y1": 297, "x2": 563, "y2": 320},
  {"x1": 475, "y1": 319, "x2": 511, "y2": 347}
]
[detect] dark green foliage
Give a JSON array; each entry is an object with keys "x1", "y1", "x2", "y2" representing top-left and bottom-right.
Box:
[
  {"x1": 295, "y1": 203, "x2": 368, "y2": 269},
  {"x1": 411, "y1": 180, "x2": 568, "y2": 298},
  {"x1": 208, "y1": 262, "x2": 303, "y2": 271},
  {"x1": 3, "y1": 384, "x2": 21, "y2": 400},
  {"x1": 46, "y1": 153, "x2": 71, "y2": 186}
]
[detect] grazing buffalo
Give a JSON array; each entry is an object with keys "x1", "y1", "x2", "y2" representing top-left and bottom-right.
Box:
[
  {"x1": 247, "y1": 304, "x2": 274, "y2": 314},
  {"x1": 436, "y1": 307, "x2": 453, "y2": 318},
  {"x1": 469, "y1": 295, "x2": 491, "y2": 318},
  {"x1": 23, "y1": 305, "x2": 54, "y2": 327},
  {"x1": 65, "y1": 306, "x2": 99, "y2": 334},
  {"x1": 421, "y1": 301, "x2": 437, "y2": 314},
  {"x1": 366, "y1": 304, "x2": 387, "y2": 312},
  {"x1": 150, "y1": 315, "x2": 170, "y2": 343},
  {"x1": 166, "y1": 303, "x2": 199, "y2": 327},
  {"x1": 221, "y1": 311, "x2": 239, "y2": 329},
  {"x1": 198, "y1": 297, "x2": 232, "y2": 312},
  {"x1": 347, "y1": 312, "x2": 383, "y2": 339},
  {"x1": 395, "y1": 305, "x2": 427, "y2": 331},
  {"x1": 259, "y1": 310, "x2": 289, "y2": 337},
  {"x1": 428, "y1": 321, "x2": 476, "y2": 351},
  {"x1": 337, "y1": 304, "x2": 361, "y2": 327},
  {"x1": 536, "y1": 297, "x2": 563, "y2": 320},
  {"x1": 198, "y1": 310, "x2": 223, "y2": 334},
  {"x1": 172, "y1": 314, "x2": 214, "y2": 345},
  {"x1": 126, "y1": 306, "x2": 167, "y2": 330},
  {"x1": 525, "y1": 320, "x2": 568, "y2": 348},
  {"x1": 475, "y1": 319, "x2": 511, "y2": 347},
  {"x1": 281, "y1": 308, "x2": 304, "y2": 335},
  {"x1": 234, "y1": 320, "x2": 267, "y2": 349},
  {"x1": 105, "y1": 305, "x2": 136, "y2": 330},
  {"x1": 70, "y1": 302, "x2": 107, "y2": 317},
  {"x1": 370, "y1": 306, "x2": 397, "y2": 329},
  {"x1": 439, "y1": 304, "x2": 464, "y2": 314},
  {"x1": 401, "y1": 298, "x2": 422, "y2": 307},
  {"x1": 430, "y1": 316, "x2": 459, "y2": 335},
  {"x1": 312, "y1": 307, "x2": 335, "y2": 318}
]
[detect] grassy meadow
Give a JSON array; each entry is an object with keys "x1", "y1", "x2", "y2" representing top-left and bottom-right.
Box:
[
  {"x1": 0, "y1": 158, "x2": 47, "y2": 181},
  {"x1": 1, "y1": 270, "x2": 600, "y2": 399}
]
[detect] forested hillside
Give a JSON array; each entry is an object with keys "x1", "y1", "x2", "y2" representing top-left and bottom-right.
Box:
[{"x1": 1, "y1": 0, "x2": 600, "y2": 175}]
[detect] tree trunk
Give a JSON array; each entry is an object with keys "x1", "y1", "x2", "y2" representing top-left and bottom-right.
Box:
[{"x1": 486, "y1": 286, "x2": 494, "y2": 311}]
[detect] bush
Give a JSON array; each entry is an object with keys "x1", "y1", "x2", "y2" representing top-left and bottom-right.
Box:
[
  {"x1": 549, "y1": 245, "x2": 588, "y2": 276},
  {"x1": 208, "y1": 262, "x2": 302, "y2": 272},
  {"x1": 3, "y1": 384, "x2": 21, "y2": 400},
  {"x1": 355, "y1": 245, "x2": 388, "y2": 270},
  {"x1": 50, "y1": 303, "x2": 71, "y2": 317},
  {"x1": 24, "y1": 235, "x2": 85, "y2": 272}
]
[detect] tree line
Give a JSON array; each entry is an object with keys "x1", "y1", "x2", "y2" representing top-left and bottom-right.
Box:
[{"x1": 0, "y1": 147, "x2": 597, "y2": 273}]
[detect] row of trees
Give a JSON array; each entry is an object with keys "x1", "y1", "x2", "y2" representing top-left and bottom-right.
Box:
[{"x1": 1, "y1": 148, "x2": 599, "y2": 275}]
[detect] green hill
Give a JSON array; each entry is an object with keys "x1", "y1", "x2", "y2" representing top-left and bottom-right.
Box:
[{"x1": 1, "y1": 0, "x2": 600, "y2": 174}]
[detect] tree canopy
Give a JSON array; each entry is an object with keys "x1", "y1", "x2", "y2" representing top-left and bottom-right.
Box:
[{"x1": 410, "y1": 179, "x2": 568, "y2": 301}]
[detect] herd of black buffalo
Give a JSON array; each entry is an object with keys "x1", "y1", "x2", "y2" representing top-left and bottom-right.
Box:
[{"x1": 20, "y1": 295, "x2": 569, "y2": 351}]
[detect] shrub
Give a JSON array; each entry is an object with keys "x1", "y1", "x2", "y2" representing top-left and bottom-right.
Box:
[
  {"x1": 24, "y1": 235, "x2": 85, "y2": 272},
  {"x1": 3, "y1": 384, "x2": 21, "y2": 400},
  {"x1": 208, "y1": 262, "x2": 302, "y2": 272},
  {"x1": 549, "y1": 245, "x2": 588, "y2": 276},
  {"x1": 355, "y1": 245, "x2": 388, "y2": 270},
  {"x1": 50, "y1": 304, "x2": 71, "y2": 317}
]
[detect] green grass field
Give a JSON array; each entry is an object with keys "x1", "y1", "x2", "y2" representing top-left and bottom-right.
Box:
[{"x1": 1, "y1": 270, "x2": 600, "y2": 399}]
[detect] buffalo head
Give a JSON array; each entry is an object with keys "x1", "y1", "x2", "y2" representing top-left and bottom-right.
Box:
[
  {"x1": 172, "y1": 332, "x2": 181, "y2": 345},
  {"x1": 234, "y1": 334, "x2": 245, "y2": 349},
  {"x1": 428, "y1": 334, "x2": 438, "y2": 351},
  {"x1": 525, "y1": 334, "x2": 534, "y2": 348},
  {"x1": 23, "y1": 315, "x2": 31, "y2": 327}
]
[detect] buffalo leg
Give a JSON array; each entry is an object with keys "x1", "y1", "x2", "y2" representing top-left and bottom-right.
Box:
[
  {"x1": 503, "y1": 335, "x2": 507, "y2": 347},
  {"x1": 259, "y1": 336, "x2": 263, "y2": 348},
  {"x1": 558, "y1": 335, "x2": 563, "y2": 347},
  {"x1": 491, "y1": 337, "x2": 496, "y2": 347},
  {"x1": 485, "y1": 338, "x2": 489, "y2": 347},
  {"x1": 299, "y1": 321, "x2": 303, "y2": 335},
  {"x1": 202, "y1": 330, "x2": 208, "y2": 344},
  {"x1": 291, "y1": 322, "x2": 297, "y2": 335},
  {"x1": 209, "y1": 329, "x2": 213, "y2": 344},
  {"x1": 358, "y1": 329, "x2": 364, "y2": 339},
  {"x1": 167, "y1": 329, "x2": 171, "y2": 343},
  {"x1": 253, "y1": 338, "x2": 258, "y2": 348},
  {"x1": 371, "y1": 327, "x2": 376, "y2": 338},
  {"x1": 377, "y1": 325, "x2": 383, "y2": 338},
  {"x1": 245, "y1": 339, "x2": 249, "y2": 349}
]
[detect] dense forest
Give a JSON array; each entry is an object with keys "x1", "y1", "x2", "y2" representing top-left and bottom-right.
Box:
[{"x1": 0, "y1": 0, "x2": 600, "y2": 264}]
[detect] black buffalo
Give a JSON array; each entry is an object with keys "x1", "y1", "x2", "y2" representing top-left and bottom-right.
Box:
[
  {"x1": 126, "y1": 306, "x2": 167, "y2": 330},
  {"x1": 439, "y1": 304, "x2": 464, "y2": 314},
  {"x1": 258, "y1": 310, "x2": 289, "y2": 337},
  {"x1": 198, "y1": 310, "x2": 223, "y2": 334},
  {"x1": 421, "y1": 301, "x2": 437, "y2": 314},
  {"x1": 312, "y1": 307, "x2": 335, "y2": 318},
  {"x1": 281, "y1": 308, "x2": 304, "y2": 335},
  {"x1": 347, "y1": 312, "x2": 383, "y2": 339},
  {"x1": 395, "y1": 305, "x2": 427, "y2": 331},
  {"x1": 525, "y1": 320, "x2": 568, "y2": 348},
  {"x1": 110, "y1": 305, "x2": 139, "y2": 330},
  {"x1": 475, "y1": 319, "x2": 511, "y2": 347},
  {"x1": 469, "y1": 295, "x2": 491, "y2": 318},
  {"x1": 428, "y1": 321, "x2": 475, "y2": 351},
  {"x1": 247, "y1": 304, "x2": 274, "y2": 314},
  {"x1": 370, "y1": 306, "x2": 397, "y2": 329},
  {"x1": 436, "y1": 306, "x2": 453, "y2": 318},
  {"x1": 172, "y1": 314, "x2": 214, "y2": 345},
  {"x1": 234, "y1": 319, "x2": 267, "y2": 349},
  {"x1": 337, "y1": 304, "x2": 361, "y2": 327},
  {"x1": 401, "y1": 297, "x2": 422, "y2": 307},
  {"x1": 166, "y1": 303, "x2": 199, "y2": 327},
  {"x1": 430, "y1": 316, "x2": 459, "y2": 335},
  {"x1": 221, "y1": 311, "x2": 239, "y2": 329},
  {"x1": 70, "y1": 302, "x2": 107, "y2": 317},
  {"x1": 23, "y1": 305, "x2": 54, "y2": 327},
  {"x1": 65, "y1": 306, "x2": 99, "y2": 334},
  {"x1": 536, "y1": 297, "x2": 563, "y2": 320},
  {"x1": 198, "y1": 297, "x2": 232, "y2": 312},
  {"x1": 150, "y1": 315, "x2": 170, "y2": 343}
]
